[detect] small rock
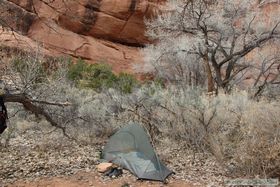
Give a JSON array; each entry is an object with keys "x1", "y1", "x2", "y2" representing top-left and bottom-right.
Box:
[{"x1": 96, "y1": 163, "x2": 113, "y2": 173}]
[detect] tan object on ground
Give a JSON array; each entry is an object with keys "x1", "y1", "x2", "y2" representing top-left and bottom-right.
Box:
[{"x1": 97, "y1": 163, "x2": 114, "y2": 173}]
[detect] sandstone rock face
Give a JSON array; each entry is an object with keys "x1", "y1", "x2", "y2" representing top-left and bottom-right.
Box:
[
  {"x1": 28, "y1": 18, "x2": 142, "y2": 73},
  {"x1": 9, "y1": 0, "x2": 163, "y2": 45},
  {"x1": 0, "y1": 0, "x2": 36, "y2": 35},
  {"x1": 0, "y1": 0, "x2": 165, "y2": 74}
]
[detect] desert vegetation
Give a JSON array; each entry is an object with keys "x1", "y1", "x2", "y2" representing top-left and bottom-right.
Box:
[
  {"x1": 0, "y1": 0, "x2": 280, "y2": 185},
  {"x1": 1, "y1": 51, "x2": 280, "y2": 179},
  {"x1": 142, "y1": 0, "x2": 280, "y2": 177}
]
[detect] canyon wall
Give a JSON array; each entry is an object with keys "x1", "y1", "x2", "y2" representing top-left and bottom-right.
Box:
[{"x1": 0, "y1": 0, "x2": 164, "y2": 75}]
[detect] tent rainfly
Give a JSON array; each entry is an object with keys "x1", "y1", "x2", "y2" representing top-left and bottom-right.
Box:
[{"x1": 101, "y1": 123, "x2": 173, "y2": 182}]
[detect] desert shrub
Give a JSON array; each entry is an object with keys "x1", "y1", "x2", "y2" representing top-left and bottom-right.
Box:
[
  {"x1": 98, "y1": 85, "x2": 280, "y2": 177},
  {"x1": 67, "y1": 58, "x2": 86, "y2": 81},
  {"x1": 68, "y1": 59, "x2": 138, "y2": 93},
  {"x1": 11, "y1": 56, "x2": 47, "y2": 84},
  {"x1": 231, "y1": 99, "x2": 280, "y2": 177},
  {"x1": 2, "y1": 55, "x2": 138, "y2": 145},
  {"x1": 68, "y1": 59, "x2": 117, "y2": 90},
  {"x1": 115, "y1": 73, "x2": 138, "y2": 94},
  {"x1": 84, "y1": 65, "x2": 117, "y2": 91},
  {"x1": 4, "y1": 54, "x2": 280, "y2": 178}
]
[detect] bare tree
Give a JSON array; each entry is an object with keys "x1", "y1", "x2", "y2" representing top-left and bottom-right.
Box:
[
  {"x1": 0, "y1": 52, "x2": 83, "y2": 139},
  {"x1": 145, "y1": 0, "x2": 280, "y2": 93}
]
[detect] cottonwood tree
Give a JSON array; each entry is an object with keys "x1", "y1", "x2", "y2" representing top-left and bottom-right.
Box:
[{"x1": 145, "y1": 0, "x2": 280, "y2": 92}]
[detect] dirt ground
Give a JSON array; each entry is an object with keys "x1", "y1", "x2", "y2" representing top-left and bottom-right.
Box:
[
  {"x1": 6, "y1": 171, "x2": 199, "y2": 187},
  {"x1": 1, "y1": 128, "x2": 224, "y2": 187}
]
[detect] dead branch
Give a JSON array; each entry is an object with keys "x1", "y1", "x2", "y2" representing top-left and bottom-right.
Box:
[{"x1": 3, "y1": 93, "x2": 75, "y2": 140}]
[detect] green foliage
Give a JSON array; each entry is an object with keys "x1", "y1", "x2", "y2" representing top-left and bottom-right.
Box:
[
  {"x1": 68, "y1": 59, "x2": 138, "y2": 93},
  {"x1": 153, "y1": 77, "x2": 165, "y2": 88},
  {"x1": 67, "y1": 58, "x2": 87, "y2": 81},
  {"x1": 82, "y1": 64, "x2": 117, "y2": 91},
  {"x1": 116, "y1": 73, "x2": 138, "y2": 94}
]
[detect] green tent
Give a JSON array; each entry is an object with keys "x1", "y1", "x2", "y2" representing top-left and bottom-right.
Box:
[{"x1": 101, "y1": 123, "x2": 173, "y2": 182}]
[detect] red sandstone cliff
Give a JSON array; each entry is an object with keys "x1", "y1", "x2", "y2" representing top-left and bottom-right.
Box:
[{"x1": 0, "y1": 0, "x2": 164, "y2": 74}]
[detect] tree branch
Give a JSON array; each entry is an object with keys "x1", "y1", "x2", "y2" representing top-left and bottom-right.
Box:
[{"x1": 3, "y1": 93, "x2": 75, "y2": 140}]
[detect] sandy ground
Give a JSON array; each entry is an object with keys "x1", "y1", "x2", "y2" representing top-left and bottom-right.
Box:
[{"x1": 6, "y1": 171, "x2": 199, "y2": 187}]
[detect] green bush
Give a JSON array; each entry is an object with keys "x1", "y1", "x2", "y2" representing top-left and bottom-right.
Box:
[
  {"x1": 67, "y1": 59, "x2": 138, "y2": 93},
  {"x1": 67, "y1": 58, "x2": 86, "y2": 81},
  {"x1": 84, "y1": 64, "x2": 117, "y2": 91},
  {"x1": 116, "y1": 73, "x2": 138, "y2": 94}
]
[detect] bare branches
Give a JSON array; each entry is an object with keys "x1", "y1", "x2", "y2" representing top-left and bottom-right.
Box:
[
  {"x1": 2, "y1": 93, "x2": 74, "y2": 139},
  {"x1": 0, "y1": 50, "x2": 80, "y2": 139},
  {"x1": 252, "y1": 56, "x2": 280, "y2": 97},
  {"x1": 219, "y1": 28, "x2": 279, "y2": 68},
  {"x1": 29, "y1": 100, "x2": 72, "y2": 107},
  {"x1": 145, "y1": 0, "x2": 280, "y2": 92}
]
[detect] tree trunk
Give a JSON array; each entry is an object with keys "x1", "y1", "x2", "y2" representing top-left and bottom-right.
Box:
[
  {"x1": 204, "y1": 57, "x2": 215, "y2": 93},
  {"x1": 188, "y1": 71, "x2": 192, "y2": 87}
]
